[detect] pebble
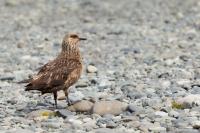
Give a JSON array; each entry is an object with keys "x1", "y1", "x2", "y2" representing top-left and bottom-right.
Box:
[
  {"x1": 92, "y1": 100, "x2": 128, "y2": 116},
  {"x1": 57, "y1": 90, "x2": 65, "y2": 100},
  {"x1": 42, "y1": 121, "x2": 62, "y2": 129},
  {"x1": 148, "y1": 126, "x2": 166, "y2": 132},
  {"x1": 121, "y1": 116, "x2": 139, "y2": 122},
  {"x1": 87, "y1": 65, "x2": 98, "y2": 73},
  {"x1": 176, "y1": 94, "x2": 200, "y2": 108},
  {"x1": 142, "y1": 98, "x2": 162, "y2": 109},
  {"x1": 155, "y1": 111, "x2": 168, "y2": 117},
  {"x1": 176, "y1": 129, "x2": 200, "y2": 133},
  {"x1": 126, "y1": 121, "x2": 140, "y2": 128},
  {"x1": 189, "y1": 111, "x2": 200, "y2": 117},
  {"x1": 127, "y1": 91, "x2": 145, "y2": 99},
  {"x1": 75, "y1": 80, "x2": 89, "y2": 88},
  {"x1": 160, "y1": 80, "x2": 171, "y2": 88},
  {"x1": 139, "y1": 121, "x2": 154, "y2": 132},
  {"x1": 176, "y1": 79, "x2": 191, "y2": 88},
  {"x1": 98, "y1": 79, "x2": 113, "y2": 89},
  {"x1": 127, "y1": 104, "x2": 143, "y2": 114},
  {"x1": 56, "y1": 109, "x2": 75, "y2": 118},
  {"x1": 0, "y1": 73, "x2": 15, "y2": 81},
  {"x1": 67, "y1": 119, "x2": 83, "y2": 125},
  {"x1": 82, "y1": 119, "x2": 97, "y2": 131},
  {"x1": 5, "y1": 0, "x2": 18, "y2": 6},
  {"x1": 174, "y1": 120, "x2": 190, "y2": 128},
  {"x1": 106, "y1": 121, "x2": 118, "y2": 128},
  {"x1": 27, "y1": 109, "x2": 55, "y2": 120},
  {"x1": 68, "y1": 91, "x2": 85, "y2": 103},
  {"x1": 13, "y1": 70, "x2": 28, "y2": 81},
  {"x1": 169, "y1": 110, "x2": 179, "y2": 118},
  {"x1": 94, "y1": 128, "x2": 117, "y2": 133},
  {"x1": 6, "y1": 128, "x2": 35, "y2": 133},
  {"x1": 192, "y1": 121, "x2": 200, "y2": 129},
  {"x1": 191, "y1": 86, "x2": 200, "y2": 94},
  {"x1": 67, "y1": 100, "x2": 94, "y2": 112}
]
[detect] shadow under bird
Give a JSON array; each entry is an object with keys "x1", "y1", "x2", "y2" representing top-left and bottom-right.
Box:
[{"x1": 18, "y1": 34, "x2": 86, "y2": 108}]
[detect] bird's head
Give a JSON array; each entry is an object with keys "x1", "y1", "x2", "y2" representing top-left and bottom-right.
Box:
[{"x1": 62, "y1": 34, "x2": 86, "y2": 50}]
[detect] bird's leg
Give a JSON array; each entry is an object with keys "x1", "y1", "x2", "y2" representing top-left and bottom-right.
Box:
[
  {"x1": 53, "y1": 92, "x2": 57, "y2": 108},
  {"x1": 64, "y1": 88, "x2": 71, "y2": 106}
]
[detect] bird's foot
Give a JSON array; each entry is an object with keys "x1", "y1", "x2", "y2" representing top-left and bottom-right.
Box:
[{"x1": 66, "y1": 98, "x2": 72, "y2": 106}]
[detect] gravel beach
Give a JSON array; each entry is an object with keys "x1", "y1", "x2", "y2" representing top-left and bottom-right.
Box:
[{"x1": 0, "y1": 0, "x2": 200, "y2": 132}]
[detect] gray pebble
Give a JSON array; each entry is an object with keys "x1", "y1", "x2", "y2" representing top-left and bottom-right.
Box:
[
  {"x1": 169, "y1": 110, "x2": 179, "y2": 118},
  {"x1": 56, "y1": 109, "x2": 75, "y2": 118},
  {"x1": 94, "y1": 128, "x2": 119, "y2": 133},
  {"x1": 6, "y1": 129, "x2": 35, "y2": 133},
  {"x1": 148, "y1": 126, "x2": 166, "y2": 132},
  {"x1": 175, "y1": 128, "x2": 200, "y2": 133},
  {"x1": 106, "y1": 121, "x2": 118, "y2": 128},
  {"x1": 41, "y1": 121, "x2": 62, "y2": 129},
  {"x1": 127, "y1": 104, "x2": 143, "y2": 114},
  {"x1": 68, "y1": 91, "x2": 84, "y2": 103},
  {"x1": 191, "y1": 86, "x2": 200, "y2": 94}
]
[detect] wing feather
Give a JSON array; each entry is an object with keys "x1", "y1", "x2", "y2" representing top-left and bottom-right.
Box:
[{"x1": 25, "y1": 58, "x2": 82, "y2": 93}]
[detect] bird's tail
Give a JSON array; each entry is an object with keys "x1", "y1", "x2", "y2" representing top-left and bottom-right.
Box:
[
  {"x1": 24, "y1": 83, "x2": 35, "y2": 91},
  {"x1": 17, "y1": 79, "x2": 31, "y2": 84},
  {"x1": 17, "y1": 78, "x2": 37, "y2": 92}
]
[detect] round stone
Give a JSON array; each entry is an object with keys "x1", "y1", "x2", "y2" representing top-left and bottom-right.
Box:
[{"x1": 87, "y1": 65, "x2": 98, "y2": 73}]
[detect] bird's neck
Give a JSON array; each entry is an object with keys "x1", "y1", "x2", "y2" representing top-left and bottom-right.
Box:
[{"x1": 59, "y1": 46, "x2": 82, "y2": 61}]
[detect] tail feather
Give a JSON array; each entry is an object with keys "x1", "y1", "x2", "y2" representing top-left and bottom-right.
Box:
[
  {"x1": 25, "y1": 87, "x2": 34, "y2": 91},
  {"x1": 18, "y1": 79, "x2": 45, "y2": 93},
  {"x1": 25, "y1": 83, "x2": 46, "y2": 92},
  {"x1": 24, "y1": 83, "x2": 37, "y2": 91}
]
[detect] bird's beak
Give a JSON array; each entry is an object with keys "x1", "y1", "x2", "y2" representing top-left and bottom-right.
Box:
[{"x1": 79, "y1": 37, "x2": 87, "y2": 41}]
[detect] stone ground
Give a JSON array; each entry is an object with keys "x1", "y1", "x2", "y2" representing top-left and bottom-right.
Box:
[{"x1": 0, "y1": 0, "x2": 200, "y2": 132}]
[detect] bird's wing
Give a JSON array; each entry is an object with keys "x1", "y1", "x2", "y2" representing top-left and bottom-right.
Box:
[
  {"x1": 25, "y1": 59, "x2": 81, "y2": 92},
  {"x1": 37, "y1": 60, "x2": 54, "y2": 74},
  {"x1": 18, "y1": 60, "x2": 54, "y2": 83}
]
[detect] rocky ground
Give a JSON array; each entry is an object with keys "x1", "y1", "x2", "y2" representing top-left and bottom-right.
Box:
[{"x1": 0, "y1": 0, "x2": 200, "y2": 132}]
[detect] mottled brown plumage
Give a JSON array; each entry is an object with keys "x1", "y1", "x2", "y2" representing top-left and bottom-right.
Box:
[{"x1": 19, "y1": 34, "x2": 86, "y2": 108}]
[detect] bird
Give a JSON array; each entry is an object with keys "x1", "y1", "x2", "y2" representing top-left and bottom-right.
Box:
[{"x1": 18, "y1": 34, "x2": 86, "y2": 108}]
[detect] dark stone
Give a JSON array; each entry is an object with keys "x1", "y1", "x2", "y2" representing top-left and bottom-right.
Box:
[{"x1": 56, "y1": 109, "x2": 75, "y2": 118}]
